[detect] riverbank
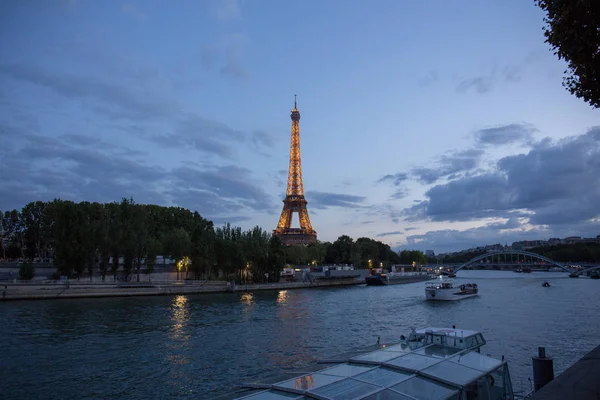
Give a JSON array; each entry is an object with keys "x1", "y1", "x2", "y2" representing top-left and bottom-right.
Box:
[{"x1": 0, "y1": 278, "x2": 365, "y2": 301}]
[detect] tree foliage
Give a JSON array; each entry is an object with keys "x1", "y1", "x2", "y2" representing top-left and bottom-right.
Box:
[
  {"x1": 536, "y1": 0, "x2": 600, "y2": 108},
  {"x1": 2, "y1": 199, "x2": 405, "y2": 283},
  {"x1": 19, "y1": 262, "x2": 35, "y2": 280}
]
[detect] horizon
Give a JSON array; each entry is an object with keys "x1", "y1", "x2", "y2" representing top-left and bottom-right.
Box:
[{"x1": 1, "y1": 0, "x2": 599, "y2": 254}]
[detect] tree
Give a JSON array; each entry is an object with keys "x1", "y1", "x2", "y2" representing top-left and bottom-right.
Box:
[
  {"x1": 535, "y1": 0, "x2": 600, "y2": 108},
  {"x1": 398, "y1": 250, "x2": 427, "y2": 270},
  {"x1": 144, "y1": 237, "x2": 160, "y2": 281},
  {"x1": 166, "y1": 228, "x2": 191, "y2": 279},
  {"x1": 0, "y1": 210, "x2": 5, "y2": 259},
  {"x1": 19, "y1": 262, "x2": 35, "y2": 280}
]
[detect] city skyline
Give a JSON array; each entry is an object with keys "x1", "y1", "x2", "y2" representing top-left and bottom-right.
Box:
[{"x1": 1, "y1": 0, "x2": 599, "y2": 253}]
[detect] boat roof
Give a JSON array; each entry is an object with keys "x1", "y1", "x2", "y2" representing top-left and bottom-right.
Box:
[
  {"x1": 415, "y1": 327, "x2": 481, "y2": 338},
  {"x1": 221, "y1": 329, "x2": 503, "y2": 400}
]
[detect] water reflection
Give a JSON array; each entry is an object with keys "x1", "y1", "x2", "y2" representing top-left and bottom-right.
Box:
[
  {"x1": 169, "y1": 295, "x2": 190, "y2": 340},
  {"x1": 240, "y1": 293, "x2": 254, "y2": 305},
  {"x1": 277, "y1": 290, "x2": 288, "y2": 304}
]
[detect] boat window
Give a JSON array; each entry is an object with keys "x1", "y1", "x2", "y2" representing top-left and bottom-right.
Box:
[
  {"x1": 236, "y1": 390, "x2": 303, "y2": 399},
  {"x1": 310, "y1": 377, "x2": 380, "y2": 399},
  {"x1": 502, "y1": 364, "x2": 513, "y2": 396},
  {"x1": 385, "y1": 353, "x2": 443, "y2": 372},
  {"x1": 465, "y1": 336, "x2": 478, "y2": 349},
  {"x1": 319, "y1": 364, "x2": 374, "y2": 377},
  {"x1": 352, "y1": 350, "x2": 406, "y2": 364},
  {"x1": 354, "y1": 367, "x2": 413, "y2": 387},
  {"x1": 475, "y1": 334, "x2": 486, "y2": 345},
  {"x1": 487, "y1": 367, "x2": 508, "y2": 399},
  {"x1": 463, "y1": 375, "x2": 492, "y2": 400},
  {"x1": 390, "y1": 376, "x2": 458, "y2": 400},
  {"x1": 273, "y1": 373, "x2": 344, "y2": 391},
  {"x1": 381, "y1": 343, "x2": 414, "y2": 353},
  {"x1": 414, "y1": 345, "x2": 462, "y2": 358},
  {"x1": 448, "y1": 352, "x2": 502, "y2": 372},
  {"x1": 421, "y1": 361, "x2": 484, "y2": 387},
  {"x1": 361, "y1": 389, "x2": 415, "y2": 400}
]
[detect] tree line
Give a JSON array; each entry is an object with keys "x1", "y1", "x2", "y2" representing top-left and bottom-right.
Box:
[
  {"x1": 0, "y1": 199, "x2": 422, "y2": 282},
  {"x1": 436, "y1": 243, "x2": 600, "y2": 264}
]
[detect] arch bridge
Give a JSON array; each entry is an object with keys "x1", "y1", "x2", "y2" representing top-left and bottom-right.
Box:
[
  {"x1": 573, "y1": 265, "x2": 600, "y2": 276},
  {"x1": 452, "y1": 250, "x2": 571, "y2": 273}
]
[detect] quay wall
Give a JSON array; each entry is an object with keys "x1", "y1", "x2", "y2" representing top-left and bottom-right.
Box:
[
  {"x1": 529, "y1": 343, "x2": 600, "y2": 400},
  {"x1": 0, "y1": 278, "x2": 366, "y2": 301}
]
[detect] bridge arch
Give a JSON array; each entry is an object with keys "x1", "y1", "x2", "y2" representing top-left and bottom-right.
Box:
[
  {"x1": 575, "y1": 265, "x2": 600, "y2": 276},
  {"x1": 453, "y1": 250, "x2": 571, "y2": 273}
]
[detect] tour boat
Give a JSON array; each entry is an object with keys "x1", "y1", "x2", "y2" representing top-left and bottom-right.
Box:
[
  {"x1": 425, "y1": 280, "x2": 478, "y2": 301},
  {"x1": 214, "y1": 326, "x2": 517, "y2": 400}
]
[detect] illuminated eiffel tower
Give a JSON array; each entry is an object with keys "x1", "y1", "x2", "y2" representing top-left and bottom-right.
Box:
[{"x1": 273, "y1": 96, "x2": 317, "y2": 246}]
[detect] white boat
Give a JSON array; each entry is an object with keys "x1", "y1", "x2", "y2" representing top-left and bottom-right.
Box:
[
  {"x1": 215, "y1": 326, "x2": 517, "y2": 400},
  {"x1": 426, "y1": 279, "x2": 478, "y2": 301}
]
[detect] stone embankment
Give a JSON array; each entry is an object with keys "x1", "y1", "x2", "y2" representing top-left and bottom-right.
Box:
[{"x1": 0, "y1": 277, "x2": 363, "y2": 301}]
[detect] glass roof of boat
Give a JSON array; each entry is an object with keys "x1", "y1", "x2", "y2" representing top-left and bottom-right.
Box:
[{"x1": 234, "y1": 343, "x2": 505, "y2": 400}]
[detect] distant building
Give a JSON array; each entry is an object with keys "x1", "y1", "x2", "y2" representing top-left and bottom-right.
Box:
[
  {"x1": 563, "y1": 236, "x2": 581, "y2": 244},
  {"x1": 425, "y1": 250, "x2": 435, "y2": 257}
]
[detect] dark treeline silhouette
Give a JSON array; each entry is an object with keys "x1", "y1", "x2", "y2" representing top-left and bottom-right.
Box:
[{"x1": 1, "y1": 198, "x2": 406, "y2": 282}]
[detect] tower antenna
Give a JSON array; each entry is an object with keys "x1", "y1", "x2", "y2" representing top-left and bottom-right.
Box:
[{"x1": 294, "y1": 94, "x2": 297, "y2": 109}]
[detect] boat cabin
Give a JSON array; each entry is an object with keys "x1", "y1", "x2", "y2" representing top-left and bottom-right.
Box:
[
  {"x1": 427, "y1": 281, "x2": 455, "y2": 289},
  {"x1": 410, "y1": 327, "x2": 487, "y2": 353}
]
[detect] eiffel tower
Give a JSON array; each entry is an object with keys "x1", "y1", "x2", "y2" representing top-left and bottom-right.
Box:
[{"x1": 273, "y1": 96, "x2": 317, "y2": 246}]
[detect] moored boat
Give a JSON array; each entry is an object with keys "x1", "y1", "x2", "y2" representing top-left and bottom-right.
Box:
[
  {"x1": 365, "y1": 271, "x2": 433, "y2": 286},
  {"x1": 425, "y1": 280, "x2": 478, "y2": 301},
  {"x1": 214, "y1": 326, "x2": 517, "y2": 400}
]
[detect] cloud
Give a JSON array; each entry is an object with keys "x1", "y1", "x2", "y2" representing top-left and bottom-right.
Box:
[
  {"x1": 410, "y1": 148, "x2": 484, "y2": 184},
  {"x1": 475, "y1": 123, "x2": 536, "y2": 146},
  {"x1": 390, "y1": 188, "x2": 410, "y2": 200},
  {"x1": 150, "y1": 115, "x2": 245, "y2": 159},
  {"x1": 121, "y1": 3, "x2": 148, "y2": 20},
  {"x1": 210, "y1": 0, "x2": 242, "y2": 21},
  {"x1": 306, "y1": 191, "x2": 367, "y2": 210},
  {"x1": 417, "y1": 70, "x2": 438, "y2": 87},
  {"x1": 376, "y1": 231, "x2": 403, "y2": 237},
  {"x1": 378, "y1": 173, "x2": 408, "y2": 186},
  {"x1": 0, "y1": 63, "x2": 179, "y2": 121},
  {"x1": 401, "y1": 127, "x2": 600, "y2": 229},
  {"x1": 0, "y1": 61, "x2": 266, "y2": 160},
  {"x1": 364, "y1": 203, "x2": 402, "y2": 223},
  {"x1": 398, "y1": 219, "x2": 600, "y2": 254},
  {"x1": 456, "y1": 63, "x2": 523, "y2": 94},
  {"x1": 200, "y1": 34, "x2": 250, "y2": 80},
  {"x1": 456, "y1": 76, "x2": 493, "y2": 94},
  {"x1": 0, "y1": 128, "x2": 275, "y2": 219}
]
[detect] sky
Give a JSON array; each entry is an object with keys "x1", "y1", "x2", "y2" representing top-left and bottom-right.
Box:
[{"x1": 0, "y1": 0, "x2": 599, "y2": 254}]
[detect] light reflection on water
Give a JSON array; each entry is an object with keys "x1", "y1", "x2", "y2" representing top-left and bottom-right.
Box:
[
  {"x1": 240, "y1": 292, "x2": 254, "y2": 305},
  {"x1": 1, "y1": 270, "x2": 599, "y2": 400},
  {"x1": 277, "y1": 290, "x2": 288, "y2": 304}
]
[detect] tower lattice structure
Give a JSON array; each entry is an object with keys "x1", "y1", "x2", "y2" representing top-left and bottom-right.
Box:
[{"x1": 273, "y1": 96, "x2": 317, "y2": 246}]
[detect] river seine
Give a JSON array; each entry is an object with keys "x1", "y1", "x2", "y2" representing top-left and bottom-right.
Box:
[{"x1": 1, "y1": 270, "x2": 599, "y2": 399}]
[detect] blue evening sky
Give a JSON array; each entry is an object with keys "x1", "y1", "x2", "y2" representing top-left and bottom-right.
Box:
[{"x1": 1, "y1": 0, "x2": 599, "y2": 253}]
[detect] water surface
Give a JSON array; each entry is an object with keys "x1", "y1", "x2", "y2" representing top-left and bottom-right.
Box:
[{"x1": 1, "y1": 270, "x2": 598, "y2": 399}]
